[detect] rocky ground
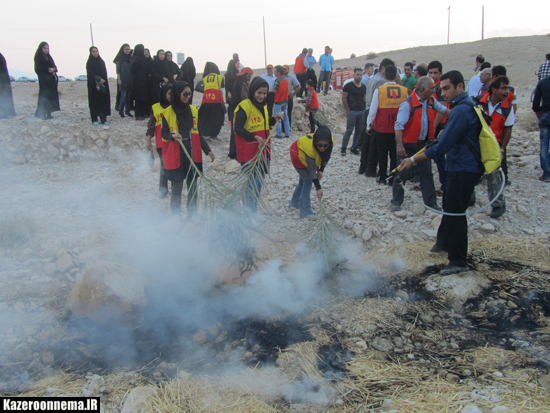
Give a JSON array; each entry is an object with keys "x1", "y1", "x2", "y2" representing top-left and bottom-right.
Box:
[{"x1": 0, "y1": 73, "x2": 549, "y2": 412}]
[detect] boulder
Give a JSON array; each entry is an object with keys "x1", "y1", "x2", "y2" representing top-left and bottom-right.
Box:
[
  {"x1": 423, "y1": 271, "x2": 491, "y2": 310},
  {"x1": 224, "y1": 159, "x2": 240, "y2": 174},
  {"x1": 56, "y1": 250, "x2": 76, "y2": 273},
  {"x1": 67, "y1": 261, "x2": 145, "y2": 324},
  {"x1": 120, "y1": 387, "x2": 155, "y2": 413}
]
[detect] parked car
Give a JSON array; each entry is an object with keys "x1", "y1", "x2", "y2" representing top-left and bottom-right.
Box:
[
  {"x1": 16, "y1": 77, "x2": 31, "y2": 82},
  {"x1": 74, "y1": 75, "x2": 87, "y2": 81},
  {"x1": 57, "y1": 76, "x2": 72, "y2": 82},
  {"x1": 9, "y1": 76, "x2": 15, "y2": 82}
]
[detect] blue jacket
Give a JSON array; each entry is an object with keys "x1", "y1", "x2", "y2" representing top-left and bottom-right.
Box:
[{"x1": 425, "y1": 93, "x2": 484, "y2": 174}]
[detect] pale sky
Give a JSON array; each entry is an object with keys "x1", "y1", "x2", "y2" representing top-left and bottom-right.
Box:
[{"x1": 1, "y1": 0, "x2": 548, "y2": 78}]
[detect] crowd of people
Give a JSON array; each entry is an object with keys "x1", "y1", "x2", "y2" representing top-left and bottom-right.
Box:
[{"x1": 1, "y1": 43, "x2": 550, "y2": 275}]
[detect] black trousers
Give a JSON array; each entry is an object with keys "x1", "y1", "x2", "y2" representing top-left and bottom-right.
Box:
[
  {"x1": 134, "y1": 100, "x2": 148, "y2": 118},
  {"x1": 308, "y1": 110, "x2": 318, "y2": 133},
  {"x1": 170, "y1": 169, "x2": 197, "y2": 216},
  {"x1": 307, "y1": 69, "x2": 317, "y2": 91},
  {"x1": 296, "y1": 73, "x2": 307, "y2": 98},
  {"x1": 374, "y1": 131, "x2": 397, "y2": 181},
  {"x1": 157, "y1": 148, "x2": 168, "y2": 194},
  {"x1": 266, "y1": 92, "x2": 275, "y2": 118},
  {"x1": 436, "y1": 171, "x2": 483, "y2": 267},
  {"x1": 115, "y1": 84, "x2": 121, "y2": 110}
]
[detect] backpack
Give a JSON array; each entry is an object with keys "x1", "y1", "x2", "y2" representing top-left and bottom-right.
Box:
[{"x1": 457, "y1": 99, "x2": 501, "y2": 174}]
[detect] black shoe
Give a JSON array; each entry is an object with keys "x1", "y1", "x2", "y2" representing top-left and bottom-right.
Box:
[
  {"x1": 115, "y1": 106, "x2": 119, "y2": 112},
  {"x1": 490, "y1": 206, "x2": 506, "y2": 218},
  {"x1": 135, "y1": 116, "x2": 144, "y2": 121},
  {"x1": 126, "y1": 112, "x2": 134, "y2": 118},
  {"x1": 119, "y1": 112, "x2": 125, "y2": 118},
  {"x1": 358, "y1": 169, "x2": 366, "y2": 174},
  {"x1": 430, "y1": 244, "x2": 447, "y2": 253},
  {"x1": 440, "y1": 265, "x2": 470, "y2": 275},
  {"x1": 350, "y1": 148, "x2": 360, "y2": 155},
  {"x1": 364, "y1": 172, "x2": 377, "y2": 178},
  {"x1": 376, "y1": 177, "x2": 387, "y2": 185}
]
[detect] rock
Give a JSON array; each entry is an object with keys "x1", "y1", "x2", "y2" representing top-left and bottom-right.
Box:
[
  {"x1": 39, "y1": 125, "x2": 51, "y2": 134},
  {"x1": 352, "y1": 223, "x2": 363, "y2": 238},
  {"x1": 224, "y1": 159, "x2": 240, "y2": 174},
  {"x1": 411, "y1": 204, "x2": 425, "y2": 216},
  {"x1": 462, "y1": 369, "x2": 472, "y2": 376},
  {"x1": 480, "y1": 223, "x2": 496, "y2": 233},
  {"x1": 177, "y1": 370, "x2": 191, "y2": 381},
  {"x1": 356, "y1": 340, "x2": 368, "y2": 350},
  {"x1": 11, "y1": 343, "x2": 32, "y2": 361},
  {"x1": 467, "y1": 311, "x2": 487, "y2": 319},
  {"x1": 366, "y1": 324, "x2": 378, "y2": 333},
  {"x1": 446, "y1": 373, "x2": 460, "y2": 383},
  {"x1": 41, "y1": 351, "x2": 55, "y2": 365},
  {"x1": 19, "y1": 248, "x2": 34, "y2": 261},
  {"x1": 82, "y1": 374, "x2": 104, "y2": 397},
  {"x1": 47, "y1": 145, "x2": 59, "y2": 157},
  {"x1": 372, "y1": 337, "x2": 394, "y2": 352},
  {"x1": 461, "y1": 406, "x2": 483, "y2": 413},
  {"x1": 67, "y1": 261, "x2": 146, "y2": 324},
  {"x1": 362, "y1": 228, "x2": 373, "y2": 242},
  {"x1": 491, "y1": 407, "x2": 511, "y2": 413},
  {"x1": 56, "y1": 250, "x2": 76, "y2": 273},
  {"x1": 538, "y1": 374, "x2": 550, "y2": 390},
  {"x1": 394, "y1": 210, "x2": 408, "y2": 218},
  {"x1": 395, "y1": 290, "x2": 409, "y2": 300},
  {"x1": 12, "y1": 154, "x2": 27, "y2": 164},
  {"x1": 421, "y1": 229, "x2": 438, "y2": 239},
  {"x1": 44, "y1": 263, "x2": 57, "y2": 275},
  {"x1": 45, "y1": 388, "x2": 64, "y2": 395},
  {"x1": 423, "y1": 271, "x2": 491, "y2": 310},
  {"x1": 120, "y1": 386, "x2": 156, "y2": 413},
  {"x1": 431, "y1": 215, "x2": 442, "y2": 230},
  {"x1": 270, "y1": 233, "x2": 285, "y2": 242}
]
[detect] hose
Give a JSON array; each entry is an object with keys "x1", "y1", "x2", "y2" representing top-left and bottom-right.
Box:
[{"x1": 397, "y1": 168, "x2": 506, "y2": 217}]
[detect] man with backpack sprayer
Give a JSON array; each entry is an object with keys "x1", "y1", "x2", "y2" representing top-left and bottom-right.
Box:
[{"x1": 397, "y1": 70, "x2": 491, "y2": 276}]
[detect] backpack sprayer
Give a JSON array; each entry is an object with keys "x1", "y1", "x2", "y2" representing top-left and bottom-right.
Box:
[{"x1": 387, "y1": 139, "x2": 506, "y2": 217}]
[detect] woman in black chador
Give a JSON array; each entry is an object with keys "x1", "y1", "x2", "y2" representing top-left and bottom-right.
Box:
[
  {"x1": 0, "y1": 53, "x2": 16, "y2": 119},
  {"x1": 34, "y1": 42, "x2": 60, "y2": 120},
  {"x1": 86, "y1": 46, "x2": 111, "y2": 125},
  {"x1": 130, "y1": 44, "x2": 153, "y2": 120},
  {"x1": 180, "y1": 57, "x2": 196, "y2": 104}
]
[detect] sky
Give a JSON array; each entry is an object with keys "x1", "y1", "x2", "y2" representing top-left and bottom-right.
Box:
[{"x1": 1, "y1": 0, "x2": 549, "y2": 79}]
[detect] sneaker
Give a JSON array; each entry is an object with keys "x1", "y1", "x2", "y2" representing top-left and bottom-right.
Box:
[
  {"x1": 350, "y1": 148, "x2": 360, "y2": 155},
  {"x1": 275, "y1": 135, "x2": 283, "y2": 139},
  {"x1": 284, "y1": 135, "x2": 290, "y2": 138},
  {"x1": 430, "y1": 244, "x2": 446, "y2": 253},
  {"x1": 390, "y1": 204, "x2": 401, "y2": 211},
  {"x1": 126, "y1": 112, "x2": 134, "y2": 117},
  {"x1": 538, "y1": 176, "x2": 550, "y2": 183},
  {"x1": 489, "y1": 206, "x2": 506, "y2": 218},
  {"x1": 210, "y1": 136, "x2": 221, "y2": 142},
  {"x1": 440, "y1": 265, "x2": 470, "y2": 275},
  {"x1": 103, "y1": 122, "x2": 110, "y2": 125},
  {"x1": 340, "y1": 151, "x2": 346, "y2": 156},
  {"x1": 93, "y1": 122, "x2": 99, "y2": 126}
]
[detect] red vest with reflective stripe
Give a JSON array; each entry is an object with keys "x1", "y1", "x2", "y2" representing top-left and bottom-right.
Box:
[
  {"x1": 274, "y1": 75, "x2": 289, "y2": 103},
  {"x1": 373, "y1": 84, "x2": 408, "y2": 133},
  {"x1": 294, "y1": 54, "x2": 307, "y2": 74},
  {"x1": 402, "y1": 93, "x2": 437, "y2": 144},
  {"x1": 480, "y1": 86, "x2": 515, "y2": 106},
  {"x1": 152, "y1": 103, "x2": 164, "y2": 149},
  {"x1": 161, "y1": 105, "x2": 203, "y2": 170},
  {"x1": 477, "y1": 93, "x2": 511, "y2": 143},
  {"x1": 201, "y1": 73, "x2": 224, "y2": 104},
  {"x1": 233, "y1": 99, "x2": 271, "y2": 163},
  {"x1": 307, "y1": 87, "x2": 319, "y2": 109}
]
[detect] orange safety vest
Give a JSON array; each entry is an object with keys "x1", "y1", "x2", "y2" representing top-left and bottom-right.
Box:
[
  {"x1": 152, "y1": 103, "x2": 164, "y2": 149},
  {"x1": 294, "y1": 54, "x2": 307, "y2": 74},
  {"x1": 476, "y1": 93, "x2": 512, "y2": 144},
  {"x1": 402, "y1": 92, "x2": 437, "y2": 144},
  {"x1": 233, "y1": 99, "x2": 270, "y2": 163},
  {"x1": 201, "y1": 73, "x2": 224, "y2": 104},
  {"x1": 274, "y1": 75, "x2": 289, "y2": 103},
  {"x1": 161, "y1": 105, "x2": 203, "y2": 170},
  {"x1": 307, "y1": 87, "x2": 319, "y2": 110},
  {"x1": 373, "y1": 83, "x2": 408, "y2": 133},
  {"x1": 480, "y1": 85, "x2": 515, "y2": 106}
]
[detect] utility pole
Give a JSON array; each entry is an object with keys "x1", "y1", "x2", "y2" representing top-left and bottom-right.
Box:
[
  {"x1": 447, "y1": 6, "x2": 451, "y2": 45},
  {"x1": 263, "y1": 16, "x2": 267, "y2": 67},
  {"x1": 481, "y1": 5, "x2": 485, "y2": 40},
  {"x1": 90, "y1": 23, "x2": 94, "y2": 46}
]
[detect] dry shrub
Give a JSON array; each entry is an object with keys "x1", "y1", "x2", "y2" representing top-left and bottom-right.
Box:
[
  {"x1": 350, "y1": 53, "x2": 356, "y2": 59},
  {"x1": 0, "y1": 213, "x2": 36, "y2": 247},
  {"x1": 366, "y1": 52, "x2": 377, "y2": 60}
]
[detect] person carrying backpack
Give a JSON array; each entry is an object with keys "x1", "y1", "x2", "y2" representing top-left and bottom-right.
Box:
[{"x1": 396, "y1": 70, "x2": 484, "y2": 276}]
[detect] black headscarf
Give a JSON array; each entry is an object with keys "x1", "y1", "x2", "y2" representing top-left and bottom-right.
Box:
[
  {"x1": 202, "y1": 62, "x2": 220, "y2": 78},
  {"x1": 113, "y1": 43, "x2": 130, "y2": 64},
  {"x1": 171, "y1": 81, "x2": 193, "y2": 131},
  {"x1": 180, "y1": 57, "x2": 196, "y2": 83},
  {"x1": 0, "y1": 52, "x2": 16, "y2": 118},
  {"x1": 153, "y1": 49, "x2": 168, "y2": 77},
  {"x1": 248, "y1": 76, "x2": 269, "y2": 112},
  {"x1": 34, "y1": 41, "x2": 56, "y2": 73},
  {"x1": 160, "y1": 83, "x2": 172, "y2": 109},
  {"x1": 86, "y1": 47, "x2": 107, "y2": 81},
  {"x1": 312, "y1": 125, "x2": 333, "y2": 163}
]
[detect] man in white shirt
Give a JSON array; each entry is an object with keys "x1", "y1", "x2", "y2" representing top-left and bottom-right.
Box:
[{"x1": 467, "y1": 62, "x2": 491, "y2": 96}]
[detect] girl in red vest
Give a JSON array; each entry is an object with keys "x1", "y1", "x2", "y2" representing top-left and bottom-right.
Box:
[
  {"x1": 198, "y1": 62, "x2": 225, "y2": 141},
  {"x1": 304, "y1": 80, "x2": 319, "y2": 133},
  {"x1": 161, "y1": 81, "x2": 215, "y2": 216}
]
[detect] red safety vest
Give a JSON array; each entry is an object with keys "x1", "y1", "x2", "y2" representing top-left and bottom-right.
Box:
[
  {"x1": 201, "y1": 73, "x2": 224, "y2": 104},
  {"x1": 274, "y1": 75, "x2": 289, "y2": 103},
  {"x1": 161, "y1": 105, "x2": 203, "y2": 170},
  {"x1": 402, "y1": 92, "x2": 437, "y2": 144},
  {"x1": 233, "y1": 99, "x2": 271, "y2": 163},
  {"x1": 476, "y1": 93, "x2": 511, "y2": 143},
  {"x1": 294, "y1": 54, "x2": 307, "y2": 74},
  {"x1": 373, "y1": 83, "x2": 408, "y2": 133},
  {"x1": 480, "y1": 86, "x2": 515, "y2": 106},
  {"x1": 307, "y1": 87, "x2": 319, "y2": 109}
]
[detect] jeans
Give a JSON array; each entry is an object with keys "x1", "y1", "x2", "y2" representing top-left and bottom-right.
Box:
[
  {"x1": 274, "y1": 101, "x2": 290, "y2": 137},
  {"x1": 539, "y1": 112, "x2": 550, "y2": 178},
  {"x1": 119, "y1": 90, "x2": 131, "y2": 115},
  {"x1": 435, "y1": 171, "x2": 482, "y2": 267},
  {"x1": 341, "y1": 110, "x2": 366, "y2": 151},
  {"x1": 392, "y1": 142, "x2": 437, "y2": 207},
  {"x1": 318, "y1": 70, "x2": 332, "y2": 94},
  {"x1": 290, "y1": 177, "x2": 313, "y2": 217}
]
